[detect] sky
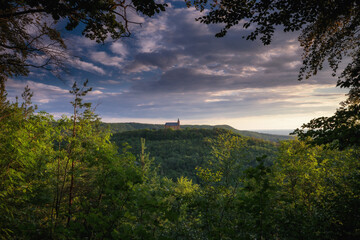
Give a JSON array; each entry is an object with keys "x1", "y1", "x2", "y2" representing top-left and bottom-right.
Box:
[{"x1": 6, "y1": 1, "x2": 348, "y2": 132}]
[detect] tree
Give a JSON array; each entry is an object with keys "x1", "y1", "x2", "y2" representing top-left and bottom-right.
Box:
[
  {"x1": 0, "y1": 0, "x2": 167, "y2": 82},
  {"x1": 0, "y1": 81, "x2": 183, "y2": 238},
  {"x1": 272, "y1": 139, "x2": 360, "y2": 239},
  {"x1": 66, "y1": 80, "x2": 93, "y2": 225},
  {"x1": 186, "y1": 0, "x2": 360, "y2": 87},
  {"x1": 191, "y1": 133, "x2": 249, "y2": 239},
  {"x1": 293, "y1": 87, "x2": 360, "y2": 149},
  {"x1": 0, "y1": 87, "x2": 55, "y2": 238},
  {"x1": 240, "y1": 155, "x2": 277, "y2": 240}
]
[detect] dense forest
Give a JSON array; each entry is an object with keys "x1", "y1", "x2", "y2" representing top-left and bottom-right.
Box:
[
  {"x1": 111, "y1": 128, "x2": 279, "y2": 182},
  {"x1": 1, "y1": 85, "x2": 359, "y2": 239}
]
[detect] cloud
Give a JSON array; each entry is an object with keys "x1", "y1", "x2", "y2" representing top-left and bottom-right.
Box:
[
  {"x1": 65, "y1": 35, "x2": 98, "y2": 50},
  {"x1": 110, "y1": 41, "x2": 128, "y2": 57},
  {"x1": 134, "y1": 11, "x2": 169, "y2": 53},
  {"x1": 124, "y1": 7, "x2": 335, "y2": 97},
  {"x1": 90, "y1": 51, "x2": 124, "y2": 67},
  {"x1": 89, "y1": 79, "x2": 346, "y2": 131},
  {"x1": 68, "y1": 58, "x2": 106, "y2": 75},
  {"x1": 7, "y1": 5, "x2": 347, "y2": 130},
  {"x1": 99, "y1": 80, "x2": 122, "y2": 85},
  {"x1": 88, "y1": 90, "x2": 103, "y2": 96},
  {"x1": 6, "y1": 79, "x2": 70, "y2": 106},
  {"x1": 62, "y1": 6, "x2": 344, "y2": 129},
  {"x1": 133, "y1": 67, "x2": 229, "y2": 92},
  {"x1": 125, "y1": 51, "x2": 179, "y2": 73}
]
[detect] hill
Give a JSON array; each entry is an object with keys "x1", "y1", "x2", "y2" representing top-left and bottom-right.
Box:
[
  {"x1": 111, "y1": 128, "x2": 280, "y2": 182},
  {"x1": 102, "y1": 122, "x2": 292, "y2": 142}
]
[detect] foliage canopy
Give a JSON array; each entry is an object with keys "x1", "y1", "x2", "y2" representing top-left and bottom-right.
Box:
[
  {"x1": 0, "y1": 0, "x2": 167, "y2": 82},
  {"x1": 293, "y1": 87, "x2": 360, "y2": 149},
  {"x1": 1, "y1": 85, "x2": 360, "y2": 239}
]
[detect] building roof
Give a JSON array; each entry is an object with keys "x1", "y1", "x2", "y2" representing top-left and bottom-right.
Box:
[{"x1": 165, "y1": 122, "x2": 179, "y2": 126}]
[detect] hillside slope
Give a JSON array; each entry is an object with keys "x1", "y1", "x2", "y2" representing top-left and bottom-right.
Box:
[{"x1": 111, "y1": 128, "x2": 280, "y2": 182}]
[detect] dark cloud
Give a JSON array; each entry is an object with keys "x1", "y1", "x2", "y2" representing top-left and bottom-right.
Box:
[
  {"x1": 7, "y1": 6, "x2": 345, "y2": 130},
  {"x1": 124, "y1": 7, "x2": 336, "y2": 95},
  {"x1": 125, "y1": 51, "x2": 179, "y2": 72},
  {"x1": 133, "y1": 67, "x2": 230, "y2": 92}
]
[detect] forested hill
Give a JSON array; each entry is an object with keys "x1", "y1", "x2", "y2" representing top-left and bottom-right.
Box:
[
  {"x1": 111, "y1": 128, "x2": 279, "y2": 182},
  {"x1": 102, "y1": 122, "x2": 292, "y2": 142}
]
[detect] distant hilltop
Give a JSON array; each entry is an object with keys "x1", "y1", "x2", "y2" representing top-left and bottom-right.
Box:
[{"x1": 101, "y1": 122, "x2": 293, "y2": 142}]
